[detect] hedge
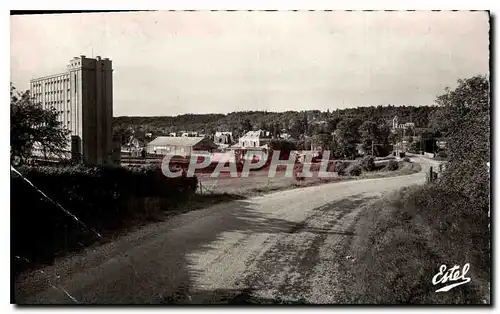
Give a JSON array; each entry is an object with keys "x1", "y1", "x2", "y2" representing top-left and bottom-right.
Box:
[
  {"x1": 11, "y1": 164, "x2": 198, "y2": 274},
  {"x1": 385, "y1": 160, "x2": 399, "y2": 171}
]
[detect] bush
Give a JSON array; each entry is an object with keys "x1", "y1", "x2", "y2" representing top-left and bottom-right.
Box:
[
  {"x1": 436, "y1": 151, "x2": 448, "y2": 159},
  {"x1": 360, "y1": 155, "x2": 375, "y2": 172},
  {"x1": 435, "y1": 76, "x2": 489, "y2": 212},
  {"x1": 11, "y1": 164, "x2": 198, "y2": 274},
  {"x1": 386, "y1": 160, "x2": 399, "y2": 171},
  {"x1": 346, "y1": 164, "x2": 362, "y2": 176},
  {"x1": 402, "y1": 157, "x2": 411, "y2": 162},
  {"x1": 335, "y1": 161, "x2": 350, "y2": 176}
]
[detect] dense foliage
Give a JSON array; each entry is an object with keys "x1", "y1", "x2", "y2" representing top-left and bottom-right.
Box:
[
  {"x1": 385, "y1": 160, "x2": 399, "y2": 171},
  {"x1": 435, "y1": 75, "x2": 490, "y2": 212},
  {"x1": 10, "y1": 84, "x2": 70, "y2": 163},
  {"x1": 11, "y1": 165, "x2": 198, "y2": 273},
  {"x1": 360, "y1": 155, "x2": 376, "y2": 172}
]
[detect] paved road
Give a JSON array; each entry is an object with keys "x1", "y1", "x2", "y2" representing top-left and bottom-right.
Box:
[{"x1": 15, "y1": 156, "x2": 436, "y2": 304}]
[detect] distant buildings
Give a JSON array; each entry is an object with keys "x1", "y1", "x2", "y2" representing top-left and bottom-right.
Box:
[
  {"x1": 168, "y1": 131, "x2": 203, "y2": 137},
  {"x1": 121, "y1": 135, "x2": 146, "y2": 157},
  {"x1": 236, "y1": 130, "x2": 272, "y2": 149},
  {"x1": 214, "y1": 132, "x2": 234, "y2": 148},
  {"x1": 392, "y1": 116, "x2": 415, "y2": 132},
  {"x1": 279, "y1": 132, "x2": 292, "y2": 140},
  {"x1": 29, "y1": 55, "x2": 114, "y2": 165}
]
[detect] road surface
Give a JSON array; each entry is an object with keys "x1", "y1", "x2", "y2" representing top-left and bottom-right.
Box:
[{"x1": 15, "y1": 156, "x2": 436, "y2": 304}]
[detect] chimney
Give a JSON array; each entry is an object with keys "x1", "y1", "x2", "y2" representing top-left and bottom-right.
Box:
[
  {"x1": 80, "y1": 55, "x2": 86, "y2": 58},
  {"x1": 96, "y1": 56, "x2": 101, "y2": 61}
]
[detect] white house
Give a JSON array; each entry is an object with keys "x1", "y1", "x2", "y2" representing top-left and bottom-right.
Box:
[
  {"x1": 214, "y1": 131, "x2": 234, "y2": 147},
  {"x1": 237, "y1": 130, "x2": 272, "y2": 149}
]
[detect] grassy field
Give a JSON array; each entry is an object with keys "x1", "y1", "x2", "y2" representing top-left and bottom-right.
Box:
[
  {"x1": 336, "y1": 185, "x2": 490, "y2": 304},
  {"x1": 197, "y1": 160, "x2": 421, "y2": 196}
]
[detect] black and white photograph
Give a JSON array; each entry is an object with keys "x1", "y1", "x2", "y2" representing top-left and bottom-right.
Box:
[{"x1": 9, "y1": 9, "x2": 491, "y2": 305}]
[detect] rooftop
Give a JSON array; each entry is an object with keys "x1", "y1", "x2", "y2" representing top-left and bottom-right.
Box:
[
  {"x1": 147, "y1": 136, "x2": 206, "y2": 147},
  {"x1": 240, "y1": 130, "x2": 271, "y2": 139}
]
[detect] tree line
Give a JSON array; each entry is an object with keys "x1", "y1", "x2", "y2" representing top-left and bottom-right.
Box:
[{"x1": 113, "y1": 105, "x2": 440, "y2": 147}]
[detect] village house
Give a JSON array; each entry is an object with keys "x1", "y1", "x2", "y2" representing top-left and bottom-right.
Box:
[
  {"x1": 214, "y1": 131, "x2": 234, "y2": 149},
  {"x1": 121, "y1": 135, "x2": 146, "y2": 157},
  {"x1": 236, "y1": 130, "x2": 272, "y2": 149}
]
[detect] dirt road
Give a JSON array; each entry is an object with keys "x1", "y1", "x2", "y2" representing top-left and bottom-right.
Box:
[{"x1": 14, "y1": 157, "x2": 434, "y2": 304}]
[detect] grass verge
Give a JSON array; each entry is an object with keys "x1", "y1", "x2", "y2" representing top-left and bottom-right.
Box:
[
  {"x1": 206, "y1": 161, "x2": 421, "y2": 197},
  {"x1": 336, "y1": 184, "x2": 490, "y2": 304}
]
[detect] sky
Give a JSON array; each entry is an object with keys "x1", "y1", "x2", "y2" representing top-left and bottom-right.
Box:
[{"x1": 10, "y1": 11, "x2": 490, "y2": 117}]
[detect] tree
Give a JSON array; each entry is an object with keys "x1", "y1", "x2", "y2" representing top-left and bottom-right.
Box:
[
  {"x1": 272, "y1": 123, "x2": 281, "y2": 138},
  {"x1": 204, "y1": 125, "x2": 215, "y2": 137},
  {"x1": 358, "y1": 121, "x2": 391, "y2": 157},
  {"x1": 326, "y1": 117, "x2": 341, "y2": 134},
  {"x1": 359, "y1": 121, "x2": 378, "y2": 155},
  {"x1": 312, "y1": 133, "x2": 333, "y2": 151},
  {"x1": 435, "y1": 75, "x2": 490, "y2": 211},
  {"x1": 258, "y1": 121, "x2": 268, "y2": 131},
  {"x1": 241, "y1": 119, "x2": 252, "y2": 134},
  {"x1": 288, "y1": 117, "x2": 307, "y2": 139},
  {"x1": 306, "y1": 123, "x2": 319, "y2": 137},
  {"x1": 10, "y1": 84, "x2": 69, "y2": 164},
  {"x1": 334, "y1": 119, "x2": 360, "y2": 159},
  {"x1": 269, "y1": 139, "x2": 297, "y2": 159},
  {"x1": 113, "y1": 127, "x2": 134, "y2": 146}
]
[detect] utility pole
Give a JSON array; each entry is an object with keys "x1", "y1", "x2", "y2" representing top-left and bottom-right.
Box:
[{"x1": 371, "y1": 140, "x2": 374, "y2": 156}]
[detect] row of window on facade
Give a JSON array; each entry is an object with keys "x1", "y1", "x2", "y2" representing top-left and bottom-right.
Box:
[
  {"x1": 32, "y1": 89, "x2": 71, "y2": 95},
  {"x1": 46, "y1": 89, "x2": 70, "y2": 94},
  {"x1": 240, "y1": 141, "x2": 260, "y2": 147},
  {"x1": 152, "y1": 146, "x2": 188, "y2": 153},
  {"x1": 40, "y1": 100, "x2": 71, "y2": 107},
  {"x1": 32, "y1": 78, "x2": 70, "y2": 87}
]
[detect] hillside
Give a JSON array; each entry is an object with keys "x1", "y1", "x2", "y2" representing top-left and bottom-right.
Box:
[{"x1": 113, "y1": 105, "x2": 438, "y2": 143}]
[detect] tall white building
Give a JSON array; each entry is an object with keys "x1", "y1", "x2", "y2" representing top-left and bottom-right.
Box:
[{"x1": 30, "y1": 55, "x2": 114, "y2": 165}]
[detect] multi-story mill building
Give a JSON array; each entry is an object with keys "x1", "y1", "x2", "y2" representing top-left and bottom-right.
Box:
[{"x1": 30, "y1": 55, "x2": 114, "y2": 165}]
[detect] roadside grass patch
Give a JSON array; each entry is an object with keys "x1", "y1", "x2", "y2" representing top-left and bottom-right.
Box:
[{"x1": 338, "y1": 184, "x2": 489, "y2": 304}]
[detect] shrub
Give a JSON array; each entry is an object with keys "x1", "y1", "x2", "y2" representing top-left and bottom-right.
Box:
[
  {"x1": 386, "y1": 160, "x2": 399, "y2": 171},
  {"x1": 360, "y1": 155, "x2": 375, "y2": 172},
  {"x1": 402, "y1": 157, "x2": 411, "y2": 162},
  {"x1": 335, "y1": 161, "x2": 350, "y2": 176},
  {"x1": 436, "y1": 151, "x2": 448, "y2": 159},
  {"x1": 435, "y1": 76, "x2": 489, "y2": 212},
  {"x1": 11, "y1": 164, "x2": 198, "y2": 274},
  {"x1": 346, "y1": 164, "x2": 362, "y2": 176}
]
